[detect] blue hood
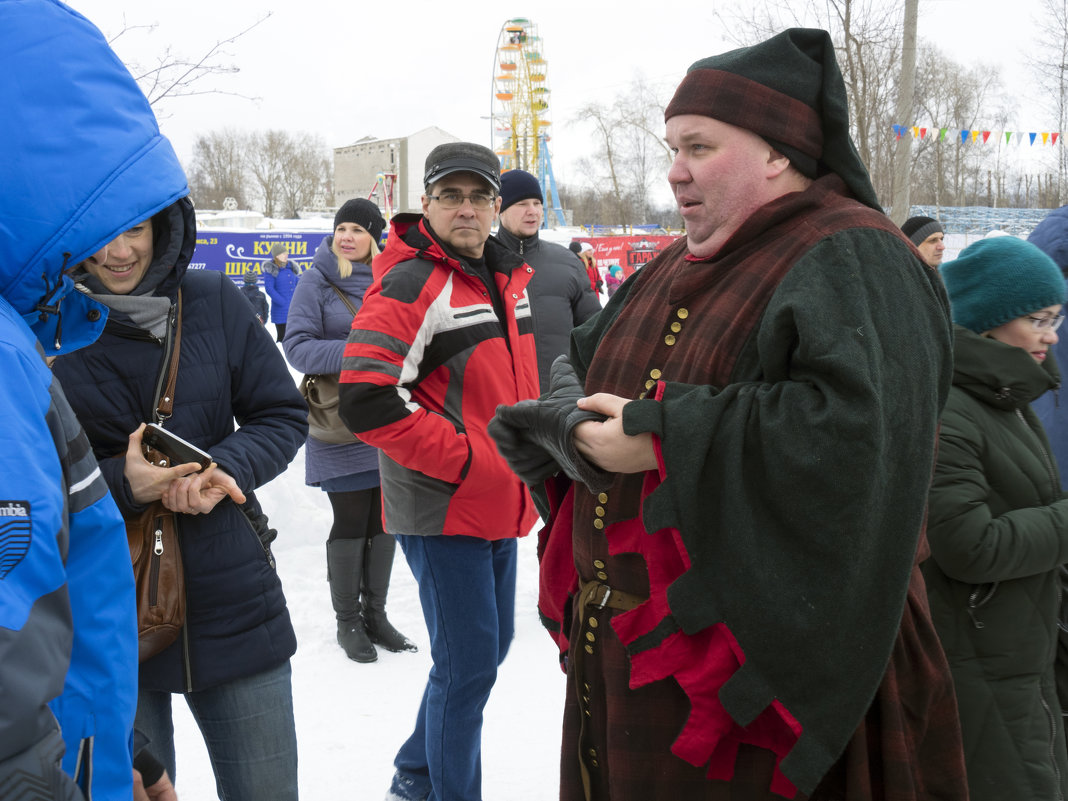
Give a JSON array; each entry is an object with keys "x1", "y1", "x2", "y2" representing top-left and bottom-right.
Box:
[
  {"x1": 0, "y1": 0, "x2": 189, "y2": 353},
  {"x1": 1028, "y1": 205, "x2": 1068, "y2": 276}
]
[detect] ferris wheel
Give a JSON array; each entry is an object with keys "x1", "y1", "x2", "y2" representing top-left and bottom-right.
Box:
[{"x1": 490, "y1": 18, "x2": 564, "y2": 224}]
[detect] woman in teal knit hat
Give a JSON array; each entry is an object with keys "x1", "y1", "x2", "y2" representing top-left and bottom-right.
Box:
[{"x1": 926, "y1": 235, "x2": 1068, "y2": 801}]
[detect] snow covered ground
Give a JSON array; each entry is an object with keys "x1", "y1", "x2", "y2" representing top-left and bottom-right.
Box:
[{"x1": 168, "y1": 361, "x2": 567, "y2": 800}]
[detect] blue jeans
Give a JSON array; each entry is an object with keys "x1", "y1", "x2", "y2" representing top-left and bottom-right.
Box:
[
  {"x1": 135, "y1": 660, "x2": 298, "y2": 801},
  {"x1": 393, "y1": 535, "x2": 517, "y2": 801}
]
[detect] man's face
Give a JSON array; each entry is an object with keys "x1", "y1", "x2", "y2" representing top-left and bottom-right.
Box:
[
  {"x1": 916, "y1": 232, "x2": 946, "y2": 267},
  {"x1": 499, "y1": 198, "x2": 544, "y2": 238},
  {"x1": 422, "y1": 173, "x2": 501, "y2": 260},
  {"x1": 666, "y1": 114, "x2": 784, "y2": 259},
  {"x1": 83, "y1": 218, "x2": 154, "y2": 295}
]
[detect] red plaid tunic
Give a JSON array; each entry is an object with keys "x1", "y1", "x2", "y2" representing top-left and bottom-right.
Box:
[{"x1": 545, "y1": 176, "x2": 968, "y2": 800}]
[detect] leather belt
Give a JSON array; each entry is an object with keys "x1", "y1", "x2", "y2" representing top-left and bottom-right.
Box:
[{"x1": 579, "y1": 580, "x2": 646, "y2": 612}]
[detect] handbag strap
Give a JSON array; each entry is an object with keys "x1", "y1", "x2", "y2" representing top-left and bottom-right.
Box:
[
  {"x1": 153, "y1": 290, "x2": 183, "y2": 423},
  {"x1": 325, "y1": 281, "x2": 359, "y2": 318}
]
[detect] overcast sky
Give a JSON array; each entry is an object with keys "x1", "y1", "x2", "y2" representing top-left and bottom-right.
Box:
[{"x1": 66, "y1": 0, "x2": 1047, "y2": 193}]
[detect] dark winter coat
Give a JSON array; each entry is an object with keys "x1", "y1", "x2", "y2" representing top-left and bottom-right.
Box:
[
  {"x1": 240, "y1": 280, "x2": 269, "y2": 322},
  {"x1": 283, "y1": 236, "x2": 379, "y2": 485},
  {"x1": 262, "y1": 258, "x2": 301, "y2": 324},
  {"x1": 53, "y1": 199, "x2": 307, "y2": 693},
  {"x1": 1030, "y1": 208, "x2": 1068, "y2": 491},
  {"x1": 925, "y1": 324, "x2": 1068, "y2": 801},
  {"x1": 496, "y1": 226, "x2": 601, "y2": 394}
]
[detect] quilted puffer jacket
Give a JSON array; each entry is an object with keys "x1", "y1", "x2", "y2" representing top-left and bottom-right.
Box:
[
  {"x1": 53, "y1": 199, "x2": 308, "y2": 694},
  {"x1": 0, "y1": 1, "x2": 189, "y2": 796},
  {"x1": 925, "y1": 324, "x2": 1068, "y2": 801}
]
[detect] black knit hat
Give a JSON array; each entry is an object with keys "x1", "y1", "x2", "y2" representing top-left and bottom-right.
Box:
[
  {"x1": 665, "y1": 28, "x2": 880, "y2": 211},
  {"x1": 333, "y1": 198, "x2": 385, "y2": 242},
  {"x1": 499, "y1": 169, "x2": 543, "y2": 213},
  {"x1": 424, "y1": 142, "x2": 501, "y2": 192},
  {"x1": 901, "y1": 216, "x2": 944, "y2": 246}
]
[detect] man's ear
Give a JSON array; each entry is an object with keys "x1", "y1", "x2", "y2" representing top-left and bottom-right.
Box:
[
  {"x1": 421, "y1": 194, "x2": 431, "y2": 216},
  {"x1": 766, "y1": 149, "x2": 792, "y2": 178}
]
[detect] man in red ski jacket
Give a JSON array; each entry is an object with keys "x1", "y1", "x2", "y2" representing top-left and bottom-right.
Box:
[{"x1": 338, "y1": 142, "x2": 539, "y2": 801}]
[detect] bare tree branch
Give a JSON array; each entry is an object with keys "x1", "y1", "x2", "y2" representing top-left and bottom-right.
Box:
[{"x1": 106, "y1": 13, "x2": 271, "y2": 107}]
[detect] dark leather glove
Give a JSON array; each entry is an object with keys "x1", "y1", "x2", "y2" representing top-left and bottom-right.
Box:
[
  {"x1": 490, "y1": 356, "x2": 613, "y2": 492},
  {"x1": 487, "y1": 412, "x2": 560, "y2": 485}
]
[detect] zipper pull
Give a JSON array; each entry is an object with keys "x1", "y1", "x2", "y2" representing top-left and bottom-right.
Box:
[{"x1": 154, "y1": 528, "x2": 164, "y2": 555}]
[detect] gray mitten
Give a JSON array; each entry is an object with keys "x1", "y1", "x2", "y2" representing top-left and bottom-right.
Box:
[{"x1": 490, "y1": 356, "x2": 613, "y2": 492}]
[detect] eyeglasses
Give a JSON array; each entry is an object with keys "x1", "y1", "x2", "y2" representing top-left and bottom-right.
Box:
[
  {"x1": 1027, "y1": 313, "x2": 1066, "y2": 331},
  {"x1": 427, "y1": 192, "x2": 497, "y2": 210}
]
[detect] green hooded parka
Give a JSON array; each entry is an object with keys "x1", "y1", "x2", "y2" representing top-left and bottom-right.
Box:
[{"x1": 926, "y1": 324, "x2": 1068, "y2": 801}]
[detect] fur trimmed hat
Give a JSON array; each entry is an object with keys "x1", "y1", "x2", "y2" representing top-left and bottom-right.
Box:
[
  {"x1": 333, "y1": 198, "x2": 385, "y2": 242},
  {"x1": 499, "y1": 169, "x2": 543, "y2": 213},
  {"x1": 940, "y1": 236, "x2": 1066, "y2": 333},
  {"x1": 664, "y1": 28, "x2": 880, "y2": 210}
]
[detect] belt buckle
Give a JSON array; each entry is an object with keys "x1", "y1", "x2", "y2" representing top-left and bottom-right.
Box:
[{"x1": 594, "y1": 584, "x2": 612, "y2": 610}]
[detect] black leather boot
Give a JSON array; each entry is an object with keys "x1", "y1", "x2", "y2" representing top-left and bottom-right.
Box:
[
  {"x1": 361, "y1": 535, "x2": 417, "y2": 653},
  {"x1": 327, "y1": 539, "x2": 377, "y2": 663}
]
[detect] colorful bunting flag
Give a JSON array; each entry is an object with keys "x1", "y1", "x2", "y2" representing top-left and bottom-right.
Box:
[{"x1": 890, "y1": 124, "x2": 1062, "y2": 145}]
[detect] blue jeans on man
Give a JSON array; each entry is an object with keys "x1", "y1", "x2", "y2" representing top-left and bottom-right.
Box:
[
  {"x1": 135, "y1": 659, "x2": 298, "y2": 800},
  {"x1": 391, "y1": 534, "x2": 518, "y2": 801}
]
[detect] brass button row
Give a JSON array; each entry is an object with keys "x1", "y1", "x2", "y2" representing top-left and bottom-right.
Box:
[
  {"x1": 664, "y1": 307, "x2": 688, "y2": 347},
  {"x1": 639, "y1": 366, "x2": 666, "y2": 400},
  {"x1": 593, "y1": 490, "x2": 609, "y2": 531}
]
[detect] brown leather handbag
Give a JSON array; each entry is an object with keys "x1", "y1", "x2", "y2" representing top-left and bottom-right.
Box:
[
  {"x1": 126, "y1": 502, "x2": 183, "y2": 661},
  {"x1": 126, "y1": 291, "x2": 186, "y2": 661},
  {"x1": 299, "y1": 282, "x2": 359, "y2": 445}
]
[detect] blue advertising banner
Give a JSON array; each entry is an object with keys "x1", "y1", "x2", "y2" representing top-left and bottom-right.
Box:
[{"x1": 191, "y1": 230, "x2": 328, "y2": 282}]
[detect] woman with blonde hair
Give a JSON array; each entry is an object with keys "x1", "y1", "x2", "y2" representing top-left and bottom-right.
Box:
[{"x1": 284, "y1": 198, "x2": 416, "y2": 662}]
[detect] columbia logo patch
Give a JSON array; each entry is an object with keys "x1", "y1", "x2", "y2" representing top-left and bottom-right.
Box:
[{"x1": 0, "y1": 501, "x2": 31, "y2": 580}]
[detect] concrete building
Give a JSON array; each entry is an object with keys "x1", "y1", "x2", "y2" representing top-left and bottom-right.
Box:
[{"x1": 333, "y1": 126, "x2": 461, "y2": 215}]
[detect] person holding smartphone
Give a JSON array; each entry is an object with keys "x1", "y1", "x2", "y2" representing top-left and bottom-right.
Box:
[{"x1": 52, "y1": 187, "x2": 308, "y2": 796}]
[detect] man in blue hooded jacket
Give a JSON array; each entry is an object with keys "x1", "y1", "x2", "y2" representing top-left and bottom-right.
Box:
[
  {"x1": 1028, "y1": 207, "x2": 1068, "y2": 488},
  {"x1": 0, "y1": 1, "x2": 192, "y2": 797}
]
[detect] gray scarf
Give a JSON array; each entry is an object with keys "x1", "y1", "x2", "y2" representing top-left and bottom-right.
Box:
[{"x1": 80, "y1": 287, "x2": 171, "y2": 339}]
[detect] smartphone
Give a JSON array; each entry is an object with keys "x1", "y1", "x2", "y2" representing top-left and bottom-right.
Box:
[{"x1": 142, "y1": 423, "x2": 213, "y2": 472}]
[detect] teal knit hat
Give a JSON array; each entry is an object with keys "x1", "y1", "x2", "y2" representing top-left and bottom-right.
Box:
[{"x1": 940, "y1": 236, "x2": 1066, "y2": 333}]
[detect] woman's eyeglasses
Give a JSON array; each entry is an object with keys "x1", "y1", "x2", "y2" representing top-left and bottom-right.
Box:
[{"x1": 1027, "y1": 313, "x2": 1066, "y2": 331}]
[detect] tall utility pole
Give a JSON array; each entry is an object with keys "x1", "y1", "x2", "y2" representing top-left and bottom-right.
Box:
[{"x1": 889, "y1": 0, "x2": 918, "y2": 224}]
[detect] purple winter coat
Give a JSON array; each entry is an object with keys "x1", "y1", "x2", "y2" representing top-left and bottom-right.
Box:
[{"x1": 282, "y1": 236, "x2": 379, "y2": 485}]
